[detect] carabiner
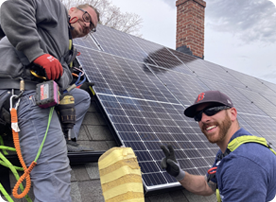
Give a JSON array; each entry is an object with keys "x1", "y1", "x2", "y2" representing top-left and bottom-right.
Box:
[
  {"x1": 208, "y1": 166, "x2": 217, "y2": 175},
  {"x1": 207, "y1": 166, "x2": 218, "y2": 182},
  {"x1": 10, "y1": 94, "x2": 21, "y2": 111},
  {"x1": 9, "y1": 78, "x2": 24, "y2": 110},
  {"x1": 10, "y1": 94, "x2": 17, "y2": 111},
  {"x1": 15, "y1": 77, "x2": 24, "y2": 98}
]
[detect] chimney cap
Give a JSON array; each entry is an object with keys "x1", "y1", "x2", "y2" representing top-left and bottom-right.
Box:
[{"x1": 176, "y1": 0, "x2": 206, "y2": 8}]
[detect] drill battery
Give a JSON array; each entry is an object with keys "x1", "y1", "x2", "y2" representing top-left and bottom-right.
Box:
[{"x1": 35, "y1": 80, "x2": 59, "y2": 108}]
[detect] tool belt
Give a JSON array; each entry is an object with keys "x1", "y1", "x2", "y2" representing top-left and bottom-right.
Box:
[{"x1": 0, "y1": 78, "x2": 38, "y2": 91}]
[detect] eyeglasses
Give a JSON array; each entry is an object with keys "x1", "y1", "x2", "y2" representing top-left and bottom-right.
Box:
[
  {"x1": 77, "y1": 7, "x2": 96, "y2": 32},
  {"x1": 194, "y1": 106, "x2": 231, "y2": 122}
]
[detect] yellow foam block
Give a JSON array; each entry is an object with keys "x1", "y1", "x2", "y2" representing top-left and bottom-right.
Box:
[
  {"x1": 98, "y1": 147, "x2": 144, "y2": 202},
  {"x1": 100, "y1": 165, "x2": 142, "y2": 184}
]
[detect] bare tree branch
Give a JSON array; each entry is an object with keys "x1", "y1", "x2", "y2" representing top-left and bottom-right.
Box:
[{"x1": 61, "y1": 0, "x2": 143, "y2": 37}]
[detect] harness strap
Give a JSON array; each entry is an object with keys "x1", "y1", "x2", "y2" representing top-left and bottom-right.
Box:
[
  {"x1": 228, "y1": 136, "x2": 276, "y2": 155},
  {"x1": 215, "y1": 135, "x2": 276, "y2": 201}
]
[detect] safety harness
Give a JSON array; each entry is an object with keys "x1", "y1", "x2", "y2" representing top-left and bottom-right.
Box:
[{"x1": 207, "y1": 135, "x2": 276, "y2": 202}]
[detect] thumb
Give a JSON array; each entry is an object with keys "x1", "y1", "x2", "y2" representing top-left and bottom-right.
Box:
[
  {"x1": 43, "y1": 66, "x2": 52, "y2": 80},
  {"x1": 160, "y1": 157, "x2": 167, "y2": 169},
  {"x1": 167, "y1": 159, "x2": 179, "y2": 169},
  {"x1": 160, "y1": 145, "x2": 170, "y2": 157},
  {"x1": 50, "y1": 63, "x2": 58, "y2": 80}
]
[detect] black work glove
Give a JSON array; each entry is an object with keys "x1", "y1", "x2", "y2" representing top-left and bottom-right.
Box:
[{"x1": 160, "y1": 145, "x2": 186, "y2": 181}]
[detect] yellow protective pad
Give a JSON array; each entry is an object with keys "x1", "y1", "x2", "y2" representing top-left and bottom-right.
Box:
[{"x1": 98, "y1": 147, "x2": 144, "y2": 202}]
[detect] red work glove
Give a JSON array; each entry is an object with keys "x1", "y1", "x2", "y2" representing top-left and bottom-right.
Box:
[{"x1": 33, "y1": 54, "x2": 63, "y2": 80}]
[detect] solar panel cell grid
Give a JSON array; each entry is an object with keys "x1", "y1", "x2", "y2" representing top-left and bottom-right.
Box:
[
  {"x1": 199, "y1": 78, "x2": 268, "y2": 116},
  {"x1": 226, "y1": 68, "x2": 276, "y2": 95},
  {"x1": 73, "y1": 34, "x2": 99, "y2": 50},
  {"x1": 257, "y1": 78, "x2": 276, "y2": 93},
  {"x1": 148, "y1": 64, "x2": 209, "y2": 106},
  {"x1": 259, "y1": 93, "x2": 276, "y2": 110},
  {"x1": 239, "y1": 114, "x2": 276, "y2": 148},
  {"x1": 76, "y1": 48, "x2": 182, "y2": 103},
  {"x1": 171, "y1": 50, "x2": 226, "y2": 83},
  {"x1": 92, "y1": 25, "x2": 150, "y2": 62},
  {"x1": 130, "y1": 35, "x2": 185, "y2": 69},
  {"x1": 135, "y1": 151, "x2": 154, "y2": 162},
  {"x1": 236, "y1": 115, "x2": 260, "y2": 137},
  {"x1": 142, "y1": 173, "x2": 168, "y2": 186},
  {"x1": 236, "y1": 88, "x2": 276, "y2": 118},
  {"x1": 201, "y1": 60, "x2": 246, "y2": 89}
]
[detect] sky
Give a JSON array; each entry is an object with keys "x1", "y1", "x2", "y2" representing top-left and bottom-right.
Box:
[{"x1": 108, "y1": 0, "x2": 276, "y2": 84}]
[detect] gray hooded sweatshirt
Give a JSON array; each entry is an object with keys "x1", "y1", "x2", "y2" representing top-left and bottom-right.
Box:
[{"x1": 0, "y1": 0, "x2": 74, "y2": 89}]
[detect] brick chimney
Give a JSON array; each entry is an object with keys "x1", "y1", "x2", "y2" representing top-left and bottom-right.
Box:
[{"x1": 176, "y1": 0, "x2": 206, "y2": 59}]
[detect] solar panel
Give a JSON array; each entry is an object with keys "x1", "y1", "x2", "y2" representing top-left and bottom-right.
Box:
[
  {"x1": 130, "y1": 35, "x2": 184, "y2": 69},
  {"x1": 236, "y1": 88, "x2": 276, "y2": 118},
  {"x1": 171, "y1": 50, "x2": 228, "y2": 84},
  {"x1": 238, "y1": 114, "x2": 276, "y2": 147},
  {"x1": 91, "y1": 24, "x2": 154, "y2": 63},
  {"x1": 74, "y1": 46, "x2": 216, "y2": 190},
  {"x1": 76, "y1": 49, "x2": 180, "y2": 103},
  {"x1": 236, "y1": 115, "x2": 260, "y2": 137},
  {"x1": 197, "y1": 78, "x2": 267, "y2": 116},
  {"x1": 200, "y1": 60, "x2": 247, "y2": 89},
  {"x1": 73, "y1": 25, "x2": 276, "y2": 193},
  {"x1": 225, "y1": 68, "x2": 276, "y2": 95},
  {"x1": 147, "y1": 64, "x2": 209, "y2": 105},
  {"x1": 257, "y1": 78, "x2": 276, "y2": 93},
  {"x1": 73, "y1": 34, "x2": 99, "y2": 50}
]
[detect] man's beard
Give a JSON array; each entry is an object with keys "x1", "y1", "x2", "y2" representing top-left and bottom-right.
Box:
[{"x1": 201, "y1": 112, "x2": 232, "y2": 144}]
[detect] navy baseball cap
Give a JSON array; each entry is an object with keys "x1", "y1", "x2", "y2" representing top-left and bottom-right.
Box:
[{"x1": 184, "y1": 90, "x2": 233, "y2": 118}]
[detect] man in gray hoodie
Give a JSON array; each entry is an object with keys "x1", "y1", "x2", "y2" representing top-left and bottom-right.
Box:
[{"x1": 0, "y1": 0, "x2": 99, "y2": 201}]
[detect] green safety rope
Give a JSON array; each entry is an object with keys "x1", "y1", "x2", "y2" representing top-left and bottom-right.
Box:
[
  {"x1": 0, "y1": 135, "x2": 8, "y2": 155},
  {"x1": 34, "y1": 106, "x2": 54, "y2": 162},
  {"x1": 0, "y1": 106, "x2": 54, "y2": 202}
]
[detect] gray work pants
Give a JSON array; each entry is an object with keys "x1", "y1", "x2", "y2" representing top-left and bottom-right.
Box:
[{"x1": 0, "y1": 87, "x2": 90, "y2": 202}]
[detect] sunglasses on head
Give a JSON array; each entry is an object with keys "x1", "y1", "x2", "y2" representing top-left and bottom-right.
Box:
[{"x1": 194, "y1": 105, "x2": 231, "y2": 122}]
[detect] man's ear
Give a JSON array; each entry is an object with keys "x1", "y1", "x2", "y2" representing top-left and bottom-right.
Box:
[
  {"x1": 229, "y1": 107, "x2": 237, "y2": 122},
  {"x1": 68, "y1": 7, "x2": 76, "y2": 15}
]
